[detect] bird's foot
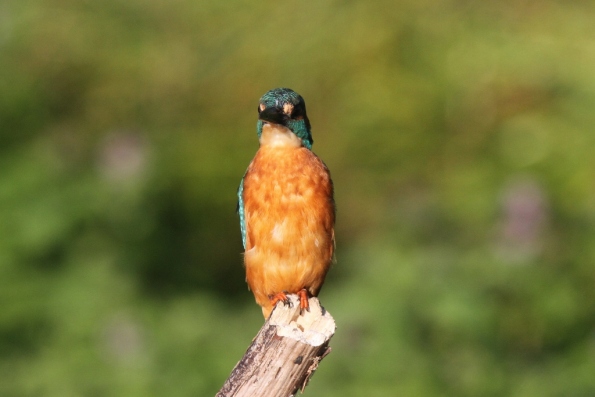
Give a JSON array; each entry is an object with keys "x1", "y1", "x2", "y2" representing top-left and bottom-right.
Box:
[
  {"x1": 297, "y1": 289, "x2": 310, "y2": 315},
  {"x1": 269, "y1": 291, "x2": 292, "y2": 309}
]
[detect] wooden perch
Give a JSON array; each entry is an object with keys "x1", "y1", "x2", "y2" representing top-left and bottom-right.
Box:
[{"x1": 216, "y1": 295, "x2": 336, "y2": 397}]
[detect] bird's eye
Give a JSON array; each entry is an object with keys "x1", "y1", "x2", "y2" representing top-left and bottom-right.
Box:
[{"x1": 291, "y1": 106, "x2": 303, "y2": 119}]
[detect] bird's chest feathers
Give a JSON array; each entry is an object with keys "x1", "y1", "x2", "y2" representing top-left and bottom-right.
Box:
[
  {"x1": 244, "y1": 146, "x2": 327, "y2": 209},
  {"x1": 242, "y1": 137, "x2": 332, "y2": 250}
]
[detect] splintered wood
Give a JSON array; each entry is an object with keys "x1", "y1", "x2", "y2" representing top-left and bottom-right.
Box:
[{"x1": 216, "y1": 295, "x2": 336, "y2": 397}]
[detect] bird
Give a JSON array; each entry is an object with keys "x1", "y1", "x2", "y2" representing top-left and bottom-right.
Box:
[{"x1": 238, "y1": 88, "x2": 335, "y2": 319}]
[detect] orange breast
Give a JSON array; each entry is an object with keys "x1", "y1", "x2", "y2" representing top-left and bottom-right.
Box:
[{"x1": 242, "y1": 145, "x2": 335, "y2": 318}]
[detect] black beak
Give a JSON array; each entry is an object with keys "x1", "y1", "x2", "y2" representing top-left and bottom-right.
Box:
[{"x1": 258, "y1": 106, "x2": 286, "y2": 125}]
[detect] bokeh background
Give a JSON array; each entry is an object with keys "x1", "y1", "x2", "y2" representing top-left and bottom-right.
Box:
[{"x1": 2, "y1": 1, "x2": 595, "y2": 396}]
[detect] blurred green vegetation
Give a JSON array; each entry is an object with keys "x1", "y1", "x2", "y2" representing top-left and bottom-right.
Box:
[{"x1": 1, "y1": 0, "x2": 595, "y2": 396}]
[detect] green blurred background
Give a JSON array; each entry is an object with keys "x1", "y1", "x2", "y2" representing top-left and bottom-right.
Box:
[{"x1": 1, "y1": 0, "x2": 595, "y2": 396}]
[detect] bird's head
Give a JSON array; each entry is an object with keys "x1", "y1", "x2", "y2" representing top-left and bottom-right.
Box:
[{"x1": 256, "y1": 88, "x2": 313, "y2": 149}]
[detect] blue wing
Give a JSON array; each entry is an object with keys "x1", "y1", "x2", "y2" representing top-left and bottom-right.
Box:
[{"x1": 237, "y1": 177, "x2": 247, "y2": 249}]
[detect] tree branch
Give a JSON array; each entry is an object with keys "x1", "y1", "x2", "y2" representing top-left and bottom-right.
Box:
[{"x1": 216, "y1": 295, "x2": 336, "y2": 397}]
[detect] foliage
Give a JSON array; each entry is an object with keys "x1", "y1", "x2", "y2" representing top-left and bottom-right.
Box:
[{"x1": 1, "y1": 0, "x2": 594, "y2": 396}]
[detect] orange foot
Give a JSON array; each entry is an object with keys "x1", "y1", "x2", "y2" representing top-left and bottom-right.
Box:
[
  {"x1": 297, "y1": 289, "x2": 310, "y2": 315},
  {"x1": 269, "y1": 291, "x2": 291, "y2": 309}
]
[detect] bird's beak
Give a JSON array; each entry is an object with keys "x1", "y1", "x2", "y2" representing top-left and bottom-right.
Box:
[{"x1": 258, "y1": 106, "x2": 286, "y2": 125}]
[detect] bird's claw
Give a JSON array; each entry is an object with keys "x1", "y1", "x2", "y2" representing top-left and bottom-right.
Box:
[
  {"x1": 270, "y1": 289, "x2": 311, "y2": 314},
  {"x1": 297, "y1": 289, "x2": 310, "y2": 315},
  {"x1": 269, "y1": 291, "x2": 292, "y2": 308}
]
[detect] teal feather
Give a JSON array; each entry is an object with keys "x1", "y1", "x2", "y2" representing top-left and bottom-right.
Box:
[{"x1": 237, "y1": 177, "x2": 246, "y2": 249}]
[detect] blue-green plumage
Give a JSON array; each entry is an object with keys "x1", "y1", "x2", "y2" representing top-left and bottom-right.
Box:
[
  {"x1": 237, "y1": 88, "x2": 314, "y2": 248},
  {"x1": 237, "y1": 178, "x2": 246, "y2": 249}
]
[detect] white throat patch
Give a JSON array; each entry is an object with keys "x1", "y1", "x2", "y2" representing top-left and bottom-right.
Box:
[{"x1": 259, "y1": 123, "x2": 302, "y2": 148}]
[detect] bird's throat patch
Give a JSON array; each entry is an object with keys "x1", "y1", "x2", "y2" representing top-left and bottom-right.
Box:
[{"x1": 259, "y1": 123, "x2": 302, "y2": 148}]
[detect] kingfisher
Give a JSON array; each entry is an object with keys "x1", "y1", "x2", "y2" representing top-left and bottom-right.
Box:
[{"x1": 238, "y1": 88, "x2": 336, "y2": 319}]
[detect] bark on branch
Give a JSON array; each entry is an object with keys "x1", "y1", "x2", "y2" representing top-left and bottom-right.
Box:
[{"x1": 216, "y1": 295, "x2": 336, "y2": 397}]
